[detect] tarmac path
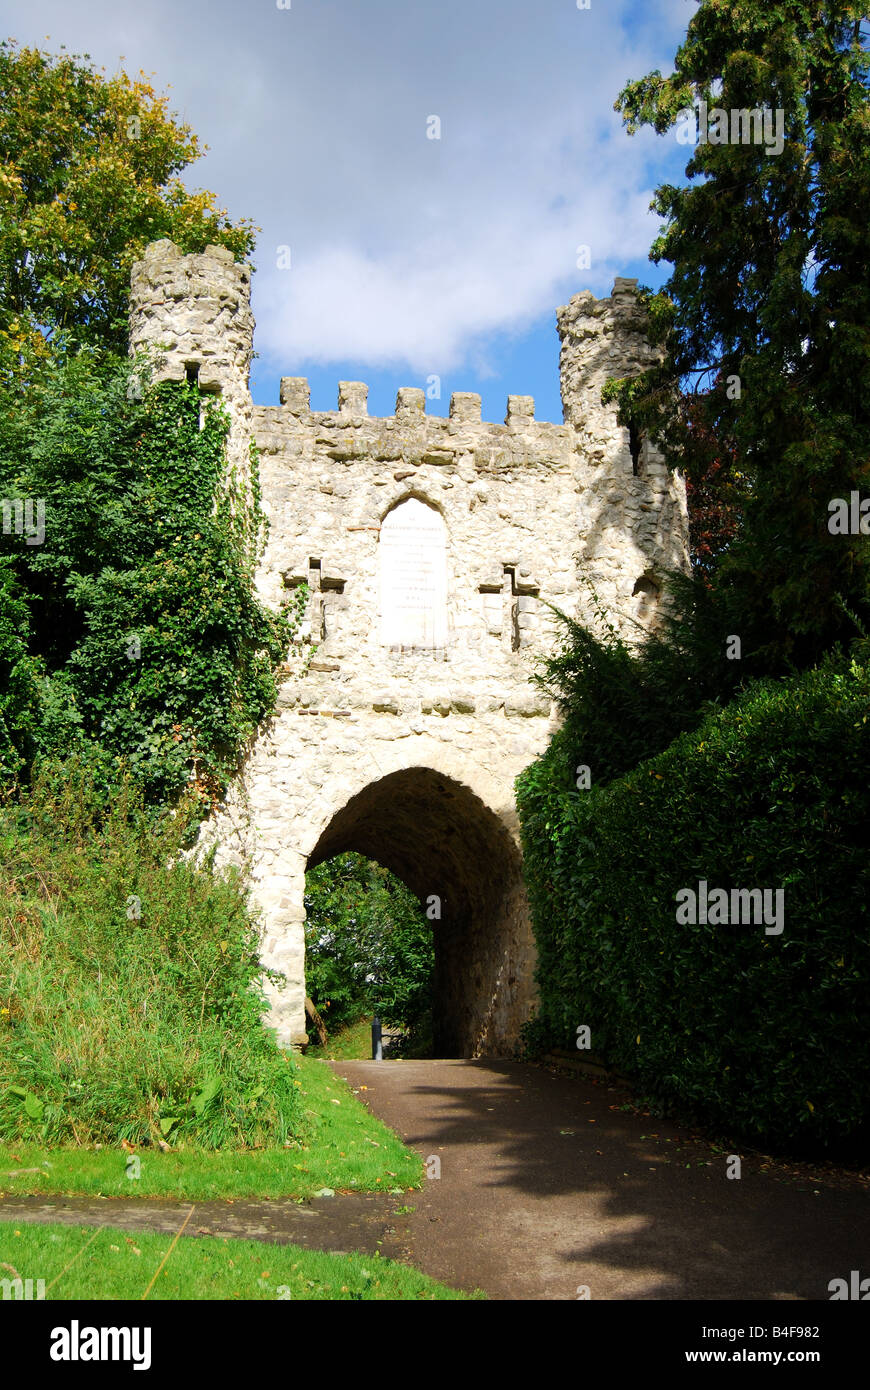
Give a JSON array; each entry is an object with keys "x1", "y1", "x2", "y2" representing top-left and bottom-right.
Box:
[{"x1": 329, "y1": 1059, "x2": 869, "y2": 1301}]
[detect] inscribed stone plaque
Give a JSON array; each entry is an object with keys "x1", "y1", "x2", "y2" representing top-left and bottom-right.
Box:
[{"x1": 379, "y1": 498, "x2": 447, "y2": 648}]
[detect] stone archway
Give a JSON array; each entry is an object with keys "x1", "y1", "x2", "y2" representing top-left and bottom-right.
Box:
[{"x1": 306, "y1": 767, "x2": 536, "y2": 1057}]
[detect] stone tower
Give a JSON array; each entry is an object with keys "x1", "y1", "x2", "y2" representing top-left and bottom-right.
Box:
[
  {"x1": 128, "y1": 239, "x2": 255, "y2": 496},
  {"x1": 128, "y1": 241, "x2": 689, "y2": 1056}
]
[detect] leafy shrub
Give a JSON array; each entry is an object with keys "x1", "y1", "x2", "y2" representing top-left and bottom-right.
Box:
[
  {"x1": 0, "y1": 559, "x2": 42, "y2": 783},
  {"x1": 534, "y1": 571, "x2": 744, "y2": 792},
  {"x1": 0, "y1": 762, "x2": 304, "y2": 1148},
  {"x1": 517, "y1": 657, "x2": 870, "y2": 1152}
]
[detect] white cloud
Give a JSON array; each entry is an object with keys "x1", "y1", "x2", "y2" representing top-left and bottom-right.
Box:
[{"x1": 13, "y1": 0, "x2": 693, "y2": 373}]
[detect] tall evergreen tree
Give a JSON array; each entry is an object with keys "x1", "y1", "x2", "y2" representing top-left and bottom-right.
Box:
[{"x1": 612, "y1": 2, "x2": 869, "y2": 673}]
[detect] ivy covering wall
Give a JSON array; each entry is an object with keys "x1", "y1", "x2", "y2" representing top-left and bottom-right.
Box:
[{"x1": 0, "y1": 351, "x2": 303, "y2": 806}]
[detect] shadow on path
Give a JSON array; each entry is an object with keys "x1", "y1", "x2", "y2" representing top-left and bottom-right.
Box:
[{"x1": 332, "y1": 1059, "x2": 870, "y2": 1301}]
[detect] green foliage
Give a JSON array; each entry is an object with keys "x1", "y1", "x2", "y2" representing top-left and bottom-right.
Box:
[
  {"x1": 534, "y1": 572, "x2": 743, "y2": 789},
  {"x1": 611, "y1": 1, "x2": 870, "y2": 671},
  {"x1": 0, "y1": 38, "x2": 256, "y2": 383},
  {"x1": 0, "y1": 558, "x2": 42, "y2": 782},
  {"x1": 304, "y1": 854, "x2": 434, "y2": 1039},
  {"x1": 0, "y1": 762, "x2": 304, "y2": 1148},
  {"x1": 0, "y1": 350, "x2": 301, "y2": 805},
  {"x1": 517, "y1": 657, "x2": 870, "y2": 1152}
]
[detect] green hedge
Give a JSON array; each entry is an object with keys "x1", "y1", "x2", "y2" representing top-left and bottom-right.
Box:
[{"x1": 517, "y1": 658, "x2": 870, "y2": 1151}]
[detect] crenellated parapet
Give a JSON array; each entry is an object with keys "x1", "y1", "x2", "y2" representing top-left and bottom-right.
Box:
[
  {"x1": 276, "y1": 378, "x2": 547, "y2": 430},
  {"x1": 255, "y1": 379, "x2": 573, "y2": 469}
]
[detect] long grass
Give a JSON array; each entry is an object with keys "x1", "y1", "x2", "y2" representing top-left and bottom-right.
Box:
[
  {"x1": 0, "y1": 1058, "x2": 422, "y2": 1199},
  {"x1": 0, "y1": 762, "x2": 303, "y2": 1149}
]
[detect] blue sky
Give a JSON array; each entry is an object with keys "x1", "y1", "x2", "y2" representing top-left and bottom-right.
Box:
[{"x1": 7, "y1": 0, "x2": 699, "y2": 422}]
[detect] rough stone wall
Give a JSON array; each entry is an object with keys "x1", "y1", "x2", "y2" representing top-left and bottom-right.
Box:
[
  {"x1": 128, "y1": 241, "x2": 689, "y2": 1056},
  {"x1": 129, "y1": 239, "x2": 255, "y2": 499},
  {"x1": 557, "y1": 276, "x2": 689, "y2": 627}
]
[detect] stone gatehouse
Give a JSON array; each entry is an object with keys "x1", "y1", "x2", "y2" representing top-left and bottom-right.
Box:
[{"x1": 128, "y1": 239, "x2": 689, "y2": 1056}]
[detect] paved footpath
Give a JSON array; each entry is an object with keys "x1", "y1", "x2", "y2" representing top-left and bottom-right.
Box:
[
  {"x1": 2, "y1": 1059, "x2": 867, "y2": 1300},
  {"x1": 331, "y1": 1059, "x2": 869, "y2": 1301}
]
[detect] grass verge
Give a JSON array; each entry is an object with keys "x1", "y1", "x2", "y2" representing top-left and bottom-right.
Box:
[
  {"x1": 305, "y1": 1017, "x2": 373, "y2": 1060},
  {"x1": 0, "y1": 1221, "x2": 476, "y2": 1300}
]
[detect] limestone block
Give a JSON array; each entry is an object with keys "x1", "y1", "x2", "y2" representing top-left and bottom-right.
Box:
[
  {"x1": 450, "y1": 691, "x2": 476, "y2": 714},
  {"x1": 338, "y1": 381, "x2": 368, "y2": 416},
  {"x1": 450, "y1": 392, "x2": 482, "y2": 423},
  {"x1": 395, "y1": 387, "x2": 425, "y2": 419},
  {"x1": 506, "y1": 395, "x2": 534, "y2": 425},
  {"x1": 372, "y1": 694, "x2": 400, "y2": 714},
  {"x1": 280, "y1": 377, "x2": 311, "y2": 413},
  {"x1": 421, "y1": 695, "x2": 451, "y2": 715},
  {"x1": 504, "y1": 692, "x2": 550, "y2": 718}
]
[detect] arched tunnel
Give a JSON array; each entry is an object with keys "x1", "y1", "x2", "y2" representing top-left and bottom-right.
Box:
[{"x1": 306, "y1": 767, "x2": 538, "y2": 1057}]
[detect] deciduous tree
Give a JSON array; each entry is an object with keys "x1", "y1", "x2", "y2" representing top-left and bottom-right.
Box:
[{"x1": 0, "y1": 38, "x2": 256, "y2": 381}]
